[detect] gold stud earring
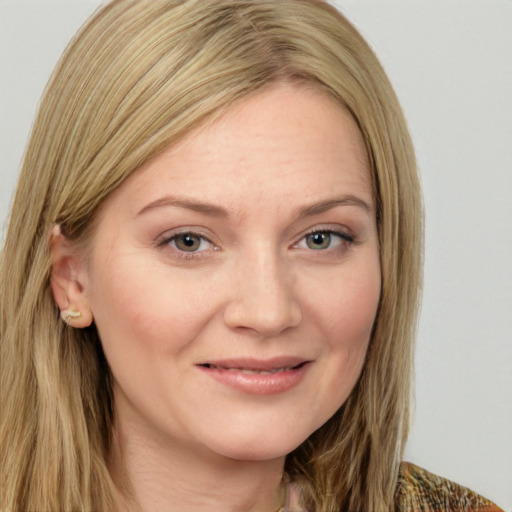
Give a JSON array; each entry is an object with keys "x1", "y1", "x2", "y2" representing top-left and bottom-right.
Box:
[{"x1": 60, "y1": 309, "x2": 82, "y2": 324}]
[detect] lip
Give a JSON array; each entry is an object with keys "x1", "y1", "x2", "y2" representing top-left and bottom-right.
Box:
[{"x1": 196, "y1": 356, "x2": 311, "y2": 395}]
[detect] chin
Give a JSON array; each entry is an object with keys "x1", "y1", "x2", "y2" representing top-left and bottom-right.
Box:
[
  {"x1": 196, "y1": 405, "x2": 339, "y2": 463},
  {"x1": 207, "y1": 431, "x2": 307, "y2": 463},
  {"x1": 223, "y1": 446, "x2": 292, "y2": 463}
]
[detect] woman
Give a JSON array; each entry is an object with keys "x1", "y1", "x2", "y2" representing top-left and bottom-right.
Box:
[{"x1": 0, "y1": 1, "x2": 504, "y2": 511}]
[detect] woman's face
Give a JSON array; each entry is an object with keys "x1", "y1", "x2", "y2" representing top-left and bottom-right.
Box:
[{"x1": 78, "y1": 83, "x2": 381, "y2": 461}]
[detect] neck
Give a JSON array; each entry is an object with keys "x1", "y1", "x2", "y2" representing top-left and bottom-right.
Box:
[{"x1": 109, "y1": 420, "x2": 286, "y2": 512}]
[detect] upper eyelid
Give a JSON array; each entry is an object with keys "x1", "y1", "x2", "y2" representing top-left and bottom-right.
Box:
[
  {"x1": 294, "y1": 225, "x2": 354, "y2": 242},
  {"x1": 158, "y1": 232, "x2": 218, "y2": 259},
  {"x1": 302, "y1": 227, "x2": 352, "y2": 237},
  {"x1": 156, "y1": 224, "x2": 355, "y2": 248},
  {"x1": 158, "y1": 228, "x2": 214, "y2": 244},
  {"x1": 295, "y1": 230, "x2": 352, "y2": 245}
]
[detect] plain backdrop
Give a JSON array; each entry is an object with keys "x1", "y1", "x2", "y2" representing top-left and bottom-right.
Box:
[{"x1": 1, "y1": 1, "x2": 511, "y2": 510}]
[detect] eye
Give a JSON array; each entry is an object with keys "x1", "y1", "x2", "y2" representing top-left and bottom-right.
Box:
[
  {"x1": 166, "y1": 232, "x2": 213, "y2": 253},
  {"x1": 305, "y1": 232, "x2": 333, "y2": 250},
  {"x1": 296, "y1": 230, "x2": 353, "y2": 251}
]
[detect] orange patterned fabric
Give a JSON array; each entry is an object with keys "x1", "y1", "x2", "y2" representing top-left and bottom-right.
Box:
[
  {"x1": 395, "y1": 462, "x2": 505, "y2": 512},
  {"x1": 282, "y1": 461, "x2": 504, "y2": 511}
]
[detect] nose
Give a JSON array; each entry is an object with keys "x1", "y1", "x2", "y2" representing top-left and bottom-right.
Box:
[{"x1": 223, "y1": 249, "x2": 302, "y2": 338}]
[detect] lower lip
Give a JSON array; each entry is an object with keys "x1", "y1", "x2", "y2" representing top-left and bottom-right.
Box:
[{"x1": 197, "y1": 363, "x2": 310, "y2": 395}]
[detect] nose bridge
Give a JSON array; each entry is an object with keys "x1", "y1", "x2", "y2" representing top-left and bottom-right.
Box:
[{"x1": 223, "y1": 243, "x2": 302, "y2": 336}]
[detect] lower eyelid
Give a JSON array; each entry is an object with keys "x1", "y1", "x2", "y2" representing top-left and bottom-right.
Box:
[
  {"x1": 158, "y1": 232, "x2": 214, "y2": 251},
  {"x1": 158, "y1": 229, "x2": 355, "y2": 255},
  {"x1": 295, "y1": 230, "x2": 354, "y2": 249}
]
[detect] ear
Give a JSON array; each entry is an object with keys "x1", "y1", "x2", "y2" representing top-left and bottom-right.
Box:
[{"x1": 50, "y1": 225, "x2": 93, "y2": 328}]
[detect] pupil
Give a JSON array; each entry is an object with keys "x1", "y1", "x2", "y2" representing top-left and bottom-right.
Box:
[
  {"x1": 176, "y1": 233, "x2": 200, "y2": 251},
  {"x1": 307, "y1": 232, "x2": 330, "y2": 250},
  {"x1": 183, "y1": 235, "x2": 195, "y2": 247}
]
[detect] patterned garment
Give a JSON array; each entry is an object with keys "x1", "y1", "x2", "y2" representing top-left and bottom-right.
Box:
[
  {"x1": 395, "y1": 462, "x2": 505, "y2": 512},
  {"x1": 281, "y1": 462, "x2": 505, "y2": 512}
]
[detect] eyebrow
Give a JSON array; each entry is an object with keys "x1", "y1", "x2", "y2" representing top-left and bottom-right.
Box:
[
  {"x1": 137, "y1": 196, "x2": 229, "y2": 217},
  {"x1": 137, "y1": 194, "x2": 373, "y2": 218},
  {"x1": 296, "y1": 196, "x2": 373, "y2": 219}
]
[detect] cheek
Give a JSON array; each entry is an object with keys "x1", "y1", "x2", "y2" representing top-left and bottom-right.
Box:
[
  {"x1": 315, "y1": 259, "x2": 381, "y2": 346},
  {"x1": 308, "y1": 257, "x2": 380, "y2": 408},
  {"x1": 86, "y1": 255, "x2": 219, "y2": 361}
]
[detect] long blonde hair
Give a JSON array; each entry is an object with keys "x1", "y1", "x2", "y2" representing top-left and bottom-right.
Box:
[{"x1": 0, "y1": 1, "x2": 423, "y2": 511}]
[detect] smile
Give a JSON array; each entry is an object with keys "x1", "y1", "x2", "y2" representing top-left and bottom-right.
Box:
[
  {"x1": 197, "y1": 358, "x2": 311, "y2": 395},
  {"x1": 200, "y1": 363, "x2": 305, "y2": 374}
]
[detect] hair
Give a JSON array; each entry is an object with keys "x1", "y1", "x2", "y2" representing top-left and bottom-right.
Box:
[{"x1": 0, "y1": 1, "x2": 423, "y2": 511}]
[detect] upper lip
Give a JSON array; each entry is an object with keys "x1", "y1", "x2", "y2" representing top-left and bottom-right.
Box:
[{"x1": 197, "y1": 356, "x2": 310, "y2": 371}]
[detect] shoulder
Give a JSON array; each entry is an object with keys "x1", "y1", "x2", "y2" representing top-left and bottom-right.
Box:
[{"x1": 395, "y1": 462, "x2": 504, "y2": 512}]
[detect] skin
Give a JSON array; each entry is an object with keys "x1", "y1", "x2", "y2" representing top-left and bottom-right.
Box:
[{"x1": 51, "y1": 83, "x2": 381, "y2": 512}]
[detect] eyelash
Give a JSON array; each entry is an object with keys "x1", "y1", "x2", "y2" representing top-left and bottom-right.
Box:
[
  {"x1": 158, "y1": 228, "x2": 356, "y2": 260},
  {"x1": 293, "y1": 228, "x2": 355, "y2": 252},
  {"x1": 158, "y1": 231, "x2": 218, "y2": 260}
]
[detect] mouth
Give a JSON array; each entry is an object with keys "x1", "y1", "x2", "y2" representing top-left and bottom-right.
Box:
[
  {"x1": 198, "y1": 362, "x2": 308, "y2": 375},
  {"x1": 196, "y1": 357, "x2": 311, "y2": 395}
]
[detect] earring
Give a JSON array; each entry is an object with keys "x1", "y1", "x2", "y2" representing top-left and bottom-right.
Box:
[{"x1": 60, "y1": 309, "x2": 82, "y2": 324}]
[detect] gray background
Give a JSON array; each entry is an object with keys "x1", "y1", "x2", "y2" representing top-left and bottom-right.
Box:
[{"x1": 1, "y1": 1, "x2": 511, "y2": 509}]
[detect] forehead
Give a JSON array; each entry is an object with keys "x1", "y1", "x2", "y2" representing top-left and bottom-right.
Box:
[{"x1": 100, "y1": 83, "x2": 373, "y2": 220}]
